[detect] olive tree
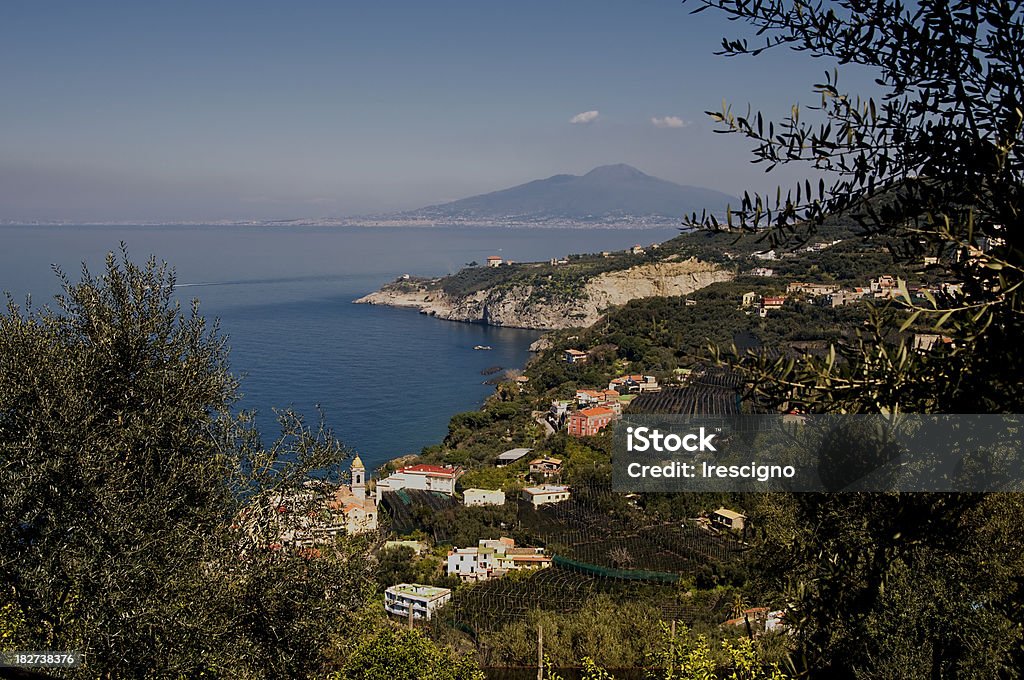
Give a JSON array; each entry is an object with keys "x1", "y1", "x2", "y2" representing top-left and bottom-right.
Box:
[
  {"x1": 686, "y1": 1, "x2": 1024, "y2": 676},
  {"x1": 0, "y1": 249, "x2": 378, "y2": 678}
]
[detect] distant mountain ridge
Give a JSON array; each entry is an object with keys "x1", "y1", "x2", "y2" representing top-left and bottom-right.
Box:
[{"x1": 400, "y1": 164, "x2": 736, "y2": 225}]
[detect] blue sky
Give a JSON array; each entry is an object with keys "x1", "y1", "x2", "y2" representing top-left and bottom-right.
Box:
[{"x1": 0, "y1": 1, "x2": 880, "y2": 221}]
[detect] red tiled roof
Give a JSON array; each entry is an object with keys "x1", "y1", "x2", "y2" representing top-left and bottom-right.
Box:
[
  {"x1": 400, "y1": 464, "x2": 461, "y2": 477},
  {"x1": 578, "y1": 407, "x2": 614, "y2": 418}
]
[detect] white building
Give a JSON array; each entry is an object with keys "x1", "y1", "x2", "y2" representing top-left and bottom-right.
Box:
[
  {"x1": 384, "y1": 583, "x2": 452, "y2": 620},
  {"x1": 446, "y1": 538, "x2": 551, "y2": 581},
  {"x1": 463, "y1": 488, "x2": 506, "y2": 506},
  {"x1": 376, "y1": 464, "x2": 463, "y2": 501},
  {"x1": 521, "y1": 485, "x2": 571, "y2": 508},
  {"x1": 711, "y1": 507, "x2": 746, "y2": 532}
]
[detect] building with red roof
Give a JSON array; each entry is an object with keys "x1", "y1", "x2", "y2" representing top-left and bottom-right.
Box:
[
  {"x1": 567, "y1": 406, "x2": 617, "y2": 437},
  {"x1": 375, "y1": 463, "x2": 464, "y2": 501}
]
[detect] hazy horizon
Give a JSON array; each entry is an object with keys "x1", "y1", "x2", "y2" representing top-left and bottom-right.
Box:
[{"x1": 1, "y1": 1, "x2": 880, "y2": 223}]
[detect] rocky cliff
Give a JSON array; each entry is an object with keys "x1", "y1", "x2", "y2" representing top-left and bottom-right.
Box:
[{"x1": 353, "y1": 258, "x2": 733, "y2": 330}]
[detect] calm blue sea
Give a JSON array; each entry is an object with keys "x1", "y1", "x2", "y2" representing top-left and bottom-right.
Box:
[{"x1": 0, "y1": 224, "x2": 679, "y2": 470}]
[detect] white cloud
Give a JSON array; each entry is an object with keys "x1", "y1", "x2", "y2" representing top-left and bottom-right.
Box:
[
  {"x1": 569, "y1": 110, "x2": 600, "y2": 125},
  {"x1": 651, "y1": 116, "x2": 688, "y2": 129}
]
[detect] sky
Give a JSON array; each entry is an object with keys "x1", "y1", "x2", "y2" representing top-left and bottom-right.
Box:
[{"x1": 0, "y1": 1, "x2": 882, "y2": 222}]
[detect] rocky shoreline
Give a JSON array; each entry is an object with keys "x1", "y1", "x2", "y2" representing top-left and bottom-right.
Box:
[{"x1": 353, "y1": 258, "x2": 733, "y2": 331}]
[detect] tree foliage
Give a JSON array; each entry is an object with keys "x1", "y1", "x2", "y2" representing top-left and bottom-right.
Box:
[
  {"x1": 687, "y1": 1, "x2": 1024, "y2": 676},
  {"x1": 0, "y1": 250, "x2": 378, "y2": 678},
  {"x1": 335, "y1": 626, "x2": 483, "y2": 680},
  {"x1": 689, "y1": 0, "x2": 1024, "y2": 414}
]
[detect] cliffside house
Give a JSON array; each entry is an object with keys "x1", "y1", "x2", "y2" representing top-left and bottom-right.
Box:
[
  {"x1": 750, "y1": 267, "x2": 775, "y2": 277},
  {"x1": 496, "y1": 447, "x2": 533, "y2": 466},
  {"x1": 463, "y1": 488, "x2": 506, "y2": 506},
  {"x1": 752, "y1": 249, "x2": 777, "y2": 260},
  {"x1": 329, "y1": 454, "x2": 378, "y2": 535},
  {"x1": 564, "y1": 349, "x2": 589, "y2": 364},
  {"x1": 631, "y1": 244, "x2": 646, "y2": 255},
  {"x1": 568, "y1": 406, "x2": 617, "y2": 437},
  {"x1": 446, "y1": 537, "x2": 551, "y2": 581},
  {"x1": 609, "y1": 374, "x2": 660, "y2": 394},
  {"x1": 711, "y1": 507, "x2": 746, "y2": 532},
  {"x1": 528, "y1": 457, "x2": 563, "y2": 478},
  {"x1": 521, "y1": 484, "x2": 571, "y2": 508},
  {"x1": 741, "y1": 291, "x2": 759, "y2": 307},
  {"x1": 384, "y1": 584, "x2": 452, "y2": 620},
  {"x1": 487, "y1": 256, "x2": 503, "y2": 267},
  {"x1": 375, "y1": 464, "x2": 463, "y2": 501}
]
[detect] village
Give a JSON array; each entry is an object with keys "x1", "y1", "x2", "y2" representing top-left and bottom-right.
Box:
[{"x1": 258, "y1": 230, "x2": 987, "y2": 643}]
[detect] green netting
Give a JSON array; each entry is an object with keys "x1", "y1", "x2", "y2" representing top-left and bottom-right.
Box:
[{"x1": 552, "y1": 555, "x2": 683, "y2": 584}]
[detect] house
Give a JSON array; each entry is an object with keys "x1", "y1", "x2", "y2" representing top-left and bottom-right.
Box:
[
  {"x1": 446, "y1": 538, "x2": 550, "y2": 581},
  {"x1": 870, "y1": 275, "x2": 899, "y2": 297},
  {"x1": 567, "y1": 406, "x2": 616, "y2": 437},
  {"x1": 750, "y1": 267, "x2": 775, "y2": 277},
  {"x1": 787, "y1": 282, "x2": 839, "y2": 296},
  {"x1": 514, "y1": 375, "x2": 530, "y2": 392},
  {"x1": 609, "y1": 374, "x2": 660, "y2": 394},
  {"x1": 375, "y1": 464, "x2": 463, "y2": 501},
  {"x1": 521, "y1": 485, "x2": 571, "y2": 508},
  {"x1": 741, "y1": 292, "x2": 759, "y2": 307},
  {"x1": 496, "y1": 447, "x2": 532, "y2": 466},
  {"x1": 384, "y1": 583, "x2": 452, "y2": 620},
  {"x1": 827, "y1": 289, "x2": 865, "y2": 307},
  {"x1": 563, "y1": 349, "x2": 589, "y2": 364},
  {"x1": 759, "y1": 296, "x2": 787, "y2": 317},
  {"x1": 528, "y1": 457, "x2": 563, "y2": 478},
  {"x1": 631, "y1": 244, "x2": 646, "y2": 255},
  {"x1": 711, "y1": 507, "x2": 746, "y2": 532},
  {"x1": 913, "y1": 333, "x2": 953, "y2": 352},
  {"x1": 486, "y1": 256, "x2": 503, "y2": 267},
  {"x1": 463, "y1": 488, "x2": 506, "y2": 506},
  {"x1": 752, "y1": 249, "x2": 777, "y2": 260},
  {"x1": 328, "y1": 455, "x2": 378, "y2": 535},
  {"x1": 575, "y1": 388, "x2": 621, "y2": 409}
]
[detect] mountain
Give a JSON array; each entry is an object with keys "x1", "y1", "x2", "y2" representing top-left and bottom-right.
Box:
[{"x1": 401, "y1": 164, "x2": 736, "y2": 225}]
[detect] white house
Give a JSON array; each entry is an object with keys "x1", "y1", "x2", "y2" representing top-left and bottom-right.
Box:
[
  {"x1": 384, "y1": 583, "x2": 452, "y2": 620},
  {"x1": 486, "y1": 256, "x2": 503, "y2": 267},
  {"x1": 521, "y1": 485, "x2": 571, "y2": 508},
  {"x1": 463, "y1": 488, "x2": 506, "y2": 506},
  {"x1": 711, "y1": 507, "x2": 746, "y2": 532},
  {"x1": 376, "y1": 464, "x2": 463, "y2": 501},
  {"x1": 446, "y1": 538, "x2": 550, "y2": 581}
]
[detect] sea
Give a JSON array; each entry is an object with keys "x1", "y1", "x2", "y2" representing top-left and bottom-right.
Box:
[{"x1": 0, "y1": 224, "x2": 680, "y2": 471}]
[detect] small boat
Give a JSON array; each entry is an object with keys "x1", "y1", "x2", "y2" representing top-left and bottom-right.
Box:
[{"x1": 473, "y1": 345, "x2": 493, "y2": 351}]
